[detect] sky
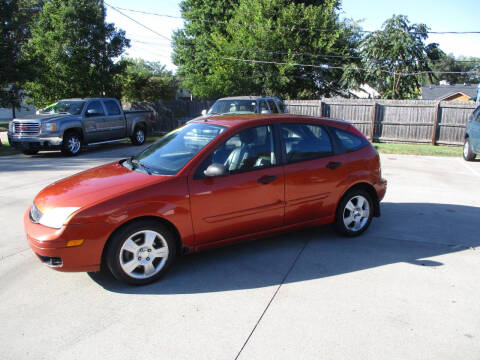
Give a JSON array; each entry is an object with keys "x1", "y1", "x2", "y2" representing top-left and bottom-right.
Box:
[{"x1": 105, "y1": 0, "x2": 480, "y2": 72}]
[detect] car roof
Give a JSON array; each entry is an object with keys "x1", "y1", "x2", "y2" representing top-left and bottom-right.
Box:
[
  {"x1": 217, "y1": 96, "x2": 282, "y2": 101},
  {"x1": 190, "y1": 113, "x2": 350, "y2": 129}
]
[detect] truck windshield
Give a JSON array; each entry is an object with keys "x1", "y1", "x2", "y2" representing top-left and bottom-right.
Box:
[
  {"x1": 39, "y1": 100, "x2": 85, "y2": 115},
  {"x1": 208, "y1": 100, "x2": 256, "y2": 115},
  {"x1": 130, "y1": 122, "x2": 226, "y2": 175}
]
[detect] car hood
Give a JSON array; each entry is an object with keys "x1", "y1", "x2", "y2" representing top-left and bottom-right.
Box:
[
  {"x1": 14, "y1": 114, "x2": 72, "y2": 122},
  {"x1": 33, "y1": 161, "x2": 169, "y2": 211}
]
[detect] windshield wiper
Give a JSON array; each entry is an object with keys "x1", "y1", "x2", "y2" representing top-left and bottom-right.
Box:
[{"x1": 130, "y1": 157, "x2": 152, "y2": 175}]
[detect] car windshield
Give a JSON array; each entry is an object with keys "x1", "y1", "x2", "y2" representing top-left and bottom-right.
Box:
[
  {"x1": 129, "y1": 122, "x2": 227, "y2": 175},
  {"x1": 39, "y1": 100, "x2": 85, "y2": 115},
  {"x1": 208, "y1": 100, "x2": 256, "y2": 115}
]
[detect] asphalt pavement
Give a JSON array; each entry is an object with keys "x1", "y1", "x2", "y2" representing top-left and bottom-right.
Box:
[{"x1": 0, "y1": 145, "x2": 479, "y2": 360}]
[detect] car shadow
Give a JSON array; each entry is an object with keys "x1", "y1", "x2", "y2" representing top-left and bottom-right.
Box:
[
  {"x1": 88, "y1": 202, "x2": 479, "y2": 295},
  {"x1": 0, "y1": 141, "x2": 154, "y2": 173}
]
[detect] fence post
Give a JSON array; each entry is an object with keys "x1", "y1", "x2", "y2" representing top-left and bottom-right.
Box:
[
  {"x1": 369, "y1": 102, "x2": 377, "y2": 142},
  {"x1": 431, "y1": 102, "x2": 440, "y2": 146}
]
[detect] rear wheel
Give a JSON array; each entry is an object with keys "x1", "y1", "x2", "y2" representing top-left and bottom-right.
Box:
[
  {"x1": 463, "y1": 138, "x2": 476, "y2": 161},
  {"x1": 106, "y1": 220, "x2": 177, "y2": 285},
  {"x1": 61, "y1": 131, "x2": 82, "y2": 156},
  {"x1": 334, "y1": 189, "x2": 373, "y2": 237},
  {"x1": 131, "y1": 126, "x2": 146, "y2": 146}
]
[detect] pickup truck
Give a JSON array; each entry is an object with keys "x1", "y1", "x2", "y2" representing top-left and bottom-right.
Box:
[
  {"x1": 464, "y1": 105, "x2": 480, "y2": 161},
  {"x1": 8, "y1": 98, "x2": 154, "y2": 156}
]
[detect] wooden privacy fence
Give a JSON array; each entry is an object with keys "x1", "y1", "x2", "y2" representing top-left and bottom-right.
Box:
[{"x1": 285, "y1": 99, "x2": 476, "y2": 146}]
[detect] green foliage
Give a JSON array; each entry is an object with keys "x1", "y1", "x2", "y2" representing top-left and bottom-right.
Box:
[
  {"x1": 173, "y1": 0, "x2": 360, "y2": 99},
  {"x1": 0, "y1": 0, "x2": 39, "y2": 109},
  {"x1": 116, "y1": 59, "x2": 178, "y2": 102},
  {"x1": 342, "y1": 15, "x2": 441, "y2": 99},
  {"x1": 429, "y1": 54, "x2": 480, "y2": 85},
  {"x1": 23, "y1": 0, "x2": 129, "y2": 107}
]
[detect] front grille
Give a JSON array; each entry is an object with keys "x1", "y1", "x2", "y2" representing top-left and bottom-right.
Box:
[
  {"x1": 13, "y1": 122, "x2": 40, "y2": 135},
  {"x1": 36, "y1": 254, "x2": 63, "y2": 267},
  {"x1": 30, "y1": 203, "x2": 42, "y2": 223}
]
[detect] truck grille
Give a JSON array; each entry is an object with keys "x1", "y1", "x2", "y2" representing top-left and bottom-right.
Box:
[{"x1": 13, "y1": 122, "x2": 40, "y2": 135}]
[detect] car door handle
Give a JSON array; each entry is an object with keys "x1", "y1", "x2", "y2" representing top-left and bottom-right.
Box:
[
  {"x1": 326, "y1": 162, "x2": 342, "y2": 170},
  {"x1": 257, "y1": 175, "x2": 277, "y2": 184}
]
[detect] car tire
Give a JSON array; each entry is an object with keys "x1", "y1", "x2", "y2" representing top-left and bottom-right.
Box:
[
  {"x1": 61, "y1": 131, "x2": 82, "y2": 156},
  {"x1": 131, "y1": 126, "x2": 146, "y2": 146},
  {"x1": 334, "y1": 189, "x2": 373, "y2": 237},
  {"x1": 106, "y1": 220, "x2": 177, "y2": 285},
  {"x1": 22, "y1": 149, "x2": 39, "y2": 155},
  {"x1": 463, "y1": 138, "x2": 476, "y2": 161}
]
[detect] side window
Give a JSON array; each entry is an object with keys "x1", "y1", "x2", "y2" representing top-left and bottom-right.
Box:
[
  {"x1": 85, "y1": 101, "x2": 105, "y2": 116},
  {"x1": 276, "y1": 101, "x2": 285, "y2": 113},
  {"x1": 281, "y1": 123, "x2": 332, "y2": 163},
  {"x1": 104, "y1": 100, "x2": 121, "y2": 115},
  {"x1": 267, "y1": 100, "x2": 279, "y2": 113},
  {"x1": 197, "y1": 125, "x2": 276, "y2": 176},
  {"x1": 259, "y1": 101, "x2": 269, "y2": 113},
  {"x1": 474, "y1": 109, "x2": 480, "y2": 123},
  {"x1": 332, "y1": 128, "x2": 368, "y2": 153}
]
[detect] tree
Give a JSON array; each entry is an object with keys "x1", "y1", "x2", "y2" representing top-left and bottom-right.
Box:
[
  {"x1": 0, "y1": 0, "x2": 40, "y2": 112},
  {"x1": 23, "y1": 0, "x2": 129, "y2": 107},
  {"x1": 429, "y1": 53, "x2": 480, "y2": 85},
  {"x1": 342, "y1": 15, "x2": 442, "y2": 99},
  {"x1": 173, "y1": 0, "x2": 360, "y2": 99},
  {"x1": 116, "y1": 59, "x2": 178, "y2": 102}
]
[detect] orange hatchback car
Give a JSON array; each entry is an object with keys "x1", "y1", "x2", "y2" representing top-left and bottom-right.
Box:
[{"x1": 25, "y1": 114, "x2": 386, "y2": 285}]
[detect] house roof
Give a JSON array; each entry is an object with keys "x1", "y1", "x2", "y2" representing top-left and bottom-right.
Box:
[{"x1": 421, "y1": 84, "x2": 477, "y2": 100}]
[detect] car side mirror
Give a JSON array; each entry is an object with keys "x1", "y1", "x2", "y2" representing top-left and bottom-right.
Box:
[
  {"x1": 261, "y1": 110, "x2": 271, "y2": 114},
  {"x1": 201, "y1": 109, "x2": 207, "y2": 116},
  {"x1": 86, "y1": 109, "x2": 96, "y2": 117},
  {"x1": 204, "y1": 163, "x2": 228, "y2": 177}
]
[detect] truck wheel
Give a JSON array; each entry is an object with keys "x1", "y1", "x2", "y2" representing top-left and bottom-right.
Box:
[
  {"x1": 105, "y1": 220, "x2": 177, "y2": 285},
  {"x1": 62, "y1": 131, "x2": 82, "y2": 156},
  {"x1": 22, "y1": 149, "x2": 39, "y2": 155},
  {"x1": 131, "y1": 126, "x2": 146, "y2": 146},
  {"x1": 463, "y1": 138, "x2": 476, "y2": 161}
]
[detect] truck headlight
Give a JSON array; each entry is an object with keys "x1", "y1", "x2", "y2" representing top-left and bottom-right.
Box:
[
  {"x1": 37, "y1": 207, "x2": 81, "y2": 229},
  {"x1": 43, "y1": 123, "x2": 57, "y2": 132}
]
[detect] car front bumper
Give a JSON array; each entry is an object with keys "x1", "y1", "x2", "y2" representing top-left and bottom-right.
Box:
[
  {"x1": 24, "y1": 208, "x2": 108, "y2": 272},
  {"x1": 8, "y1": 133, "x2": 63, "y2": 151}
]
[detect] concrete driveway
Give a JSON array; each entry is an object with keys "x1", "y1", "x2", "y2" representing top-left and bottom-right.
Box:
[{"x1": 1, "y1": 146, "x2": 479, "y2": 360}]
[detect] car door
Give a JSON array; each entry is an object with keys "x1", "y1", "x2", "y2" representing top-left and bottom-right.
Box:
[
  {"x1": 189, "y1": 124, "x2": 284, "y2": 246},
  {"x1": 280, "y1": 122, "x2": 348, "y2": 225},
  {"x1": 103, "y1": 99, "x2": 126, "y2": 139},
  {"x1": 83, "y1": 100, "x2": 107, "y2": 143},
  {"x1": 471, "y1": 108, "x2": 480, "y2": 153}
]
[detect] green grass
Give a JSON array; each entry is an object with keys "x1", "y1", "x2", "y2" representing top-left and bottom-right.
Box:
[
  {"x1": 0, "y1": 123, "x2": 8, "y2": 131},
  {"x1": 0, "y1": 139, "x2": 20, "y2": 156},
  {"x1": 373, "y1": 142, "x2": 463, "y2": 157}
]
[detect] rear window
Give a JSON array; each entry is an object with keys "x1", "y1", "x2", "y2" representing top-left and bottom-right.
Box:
[
  {"x1": 333, "y1": 128, "x2": 368, "y2": 152},
  {"x1": 104, "y1": 100, "x2": 121, "y2": 115}
]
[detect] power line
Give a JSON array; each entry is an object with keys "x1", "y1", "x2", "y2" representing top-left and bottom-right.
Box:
[
  {"x1": 221, "y1": 57, "x2": 478, "y2": 77},
  {"x1": 111, "y1": 5, "x2": 480, "y2": 35},
  {"x1": 104, "y1": 2, "x2": 172, "y2": 42}
]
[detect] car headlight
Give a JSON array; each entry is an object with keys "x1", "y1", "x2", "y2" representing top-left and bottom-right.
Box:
[
  {"x1": 35, "y1": 206, "x2": 81, "y2": 229},
  {"x1": 43, "y1": 123, "x2": 57, "y2": 132}
]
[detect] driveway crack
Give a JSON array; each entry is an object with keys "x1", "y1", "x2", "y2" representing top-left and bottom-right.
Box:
[{"x1": 234, "y1": 239, "x2": 310, "y2": 360}]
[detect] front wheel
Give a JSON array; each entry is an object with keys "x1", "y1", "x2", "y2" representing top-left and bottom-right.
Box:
[
  {"x1": 61, "y1": 132, "x2": 82, "y2": 156},
  {"x1": 131, "y1": 126, "x2": 146, "y2": 146},
  {"x1": 106, "y1": 220, "x2": 177, "y2": 285},
  {"x1": 334, "y1": 189, "x2": 373, "y2": 237},
  {"x1": 463, "y1": 138, "x2": 476, "y2": 161},
  {"x1": 22, "y1": 149, "x2": 39, "y2": 155}
]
